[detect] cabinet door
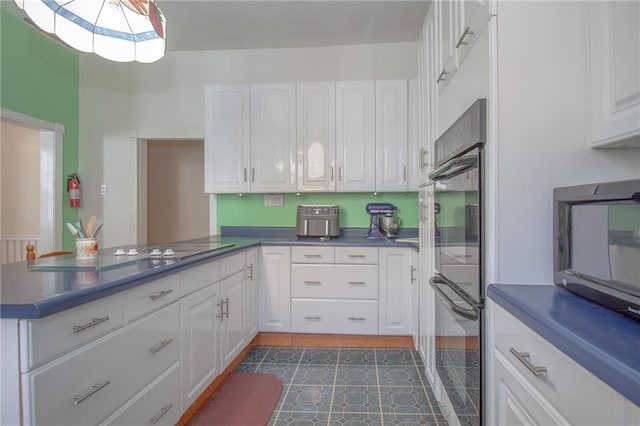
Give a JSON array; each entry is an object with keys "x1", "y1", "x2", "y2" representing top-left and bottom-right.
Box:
[
  {"x1": 408, "y1": 78, "x2": 420, "y2": 191},
  {"x1": 180, "y1": 284, "x2": 220, "y2": 408},
  {"x1": 493, "y1": 351, "x2": 569, "y2": 426},
  {"x1": 375, "y1": 80, "x2": 409, "y2": 192},
  {"x1": 419, "y1": 184, "x2": 437, "y2": 385},
  {"x1": 219, "y1": 271, "x2": 246, "y2": 371},
  {"x1": 436, "y1": 0, "x2": 458, "y2": 94},
  {"x1": 455, "y1": 0, "x2": 493, "y2": 66},
  {"x1": 259, "y1": 246, "x2": 291, "y2": 332},
  {"x1": 589, "y1": 1, "x2": 640, "y2": 147},
  {"x1": 297, "y1": 82, "x2": 336, "y2": 192},
  {"x1": 379, "y1": 247, "x2": 415, "y2": 335},
  {"x1": 250, "y1": 83, "x2": 297, "y2": 192},
  {"x1": 245, "y1": 248, "x2": 259, "y2": 340},
  {"x1": 335, "y1": 81, "x2": 376, "y2": 192},
  {"x1": 204, "y1": 85, "x2": 250, "y2": 193}
]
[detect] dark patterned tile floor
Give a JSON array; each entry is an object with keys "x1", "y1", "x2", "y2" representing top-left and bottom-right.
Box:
[{"x1": 235, "y1": 346, "x2": 446, "y2": 425}]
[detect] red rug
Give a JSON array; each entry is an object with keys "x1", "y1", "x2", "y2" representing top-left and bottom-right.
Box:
[{"x1": 188, "y1": 372, "x2": 283, "y2": 426}]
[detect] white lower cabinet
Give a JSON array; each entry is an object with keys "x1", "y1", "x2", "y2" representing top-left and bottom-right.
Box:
[
  {"x1": 378, "y1": 247, "x2": 417, "y2": 336},
  {"x1": 291, "y1": 299, "x2": 379, "y2": 334},
  {"x1": 180, "y1": 283, "x2": 220, "y2": 409},
  {"x1": 22, "y1": 302, "x2": 180, "y2": 425},
  {"x1": 488, "y1": 300, "x2": 638, "y2": 426},
  {"x1": 245, "y1": 248, "x2": 259, "y2": 340},
  {"x1": 219, "y1": 271, "x2": 247, "y2": 371},
  {"x1": 259, "y1": 246, "x2": 291, "y2": 332}
]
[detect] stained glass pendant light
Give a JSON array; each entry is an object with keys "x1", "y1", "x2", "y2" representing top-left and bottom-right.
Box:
[{"x1": 13, "y1": 0, "x2": 166, "y2": 63}]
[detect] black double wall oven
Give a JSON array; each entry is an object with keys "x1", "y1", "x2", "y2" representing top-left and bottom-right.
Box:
[{"x1": 429, "y1": 99, "x2": 485, "y2": 426}]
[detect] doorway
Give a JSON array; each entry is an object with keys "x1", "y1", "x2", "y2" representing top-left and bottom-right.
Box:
[
  {"x1": 0, "y1": 110, "x2": 63, "y2": 263},
  {"x1": 144, "y1": 139, "x2": 210, "y2": 245}
]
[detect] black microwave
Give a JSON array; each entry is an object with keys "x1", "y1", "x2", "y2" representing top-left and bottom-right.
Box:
[{"x1": 553, "y1": 179, "x2": 640, "y2": 321}]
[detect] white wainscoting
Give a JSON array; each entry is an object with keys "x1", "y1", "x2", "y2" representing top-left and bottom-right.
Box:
[{"x1": 0, "y1": 236, "x2": 39, "y2": 264}]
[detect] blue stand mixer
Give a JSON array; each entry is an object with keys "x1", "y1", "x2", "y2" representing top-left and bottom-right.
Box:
[{"x1": 365, "y1": 203, "x2": 400, "y2": 239}]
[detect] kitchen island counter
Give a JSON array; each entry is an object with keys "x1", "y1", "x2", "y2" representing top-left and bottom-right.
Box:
[{"x1": 0, "y1": 230, "x2": 417, "y2": 319}]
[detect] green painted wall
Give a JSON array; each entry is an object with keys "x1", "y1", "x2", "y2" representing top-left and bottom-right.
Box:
[
  {"x1": 609, "y1": 205, "x2": 640, "y2": 232},
  {"x1": 217, "y1": 192, "x2": 418, "y2": 232},
  {"x1": 1, "y1": 9, "x2": 79, "y2": 250},
  {"x1": 435, "y1": 191, "x2": 478, "y2": 228}
]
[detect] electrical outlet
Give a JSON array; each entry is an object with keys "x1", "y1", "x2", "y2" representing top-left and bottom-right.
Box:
[
  {"x1": 100, "y1": 184, "x2": 107, "y2": 196},
  {"x1": 264, "y1": 194, "x2": 284, "y2": 207}
]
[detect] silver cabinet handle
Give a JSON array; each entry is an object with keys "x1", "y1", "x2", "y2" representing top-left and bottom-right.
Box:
[
  {"x1": 251, "y1": 167, "x2": 255, "y2": 183},
  {"x1": 72, "y1": 315, "x2": 110, "y2": 334},
  {"x1": 247, "y1": 264, "x2": 254, "y2": 281},
  {"x1": 150, "y1": 338, "x2": 174, "y2": 354},
  {"x1": 73, "y1": 380, "x2": 110, "y2": 405},
  {"x1": 403, "y1": 165, "x2": 407, "y2": 182},
  {"x1": 304, "y1": 280, "x2": 322, "y2": 285},
  {"x1": 224, "y1": 297, "x2": 229, "y2": 319},
  {"x1": 149, "y1": 289, "x2": 173, "y2": 301},
  {"x1": 437, "y1": 69, "x2": 449, "y2": 83},
  {"x1": 331, "y1": 166, "x2": 334, "y2": 182},
  {"x1": 243, "y1": 168, "x2": 247, "y2": 183},
  {"x1": 348, "y1": 254, "x2": 366, "y2": 258},
  {"x1": 304, "y1": 315, "x2": 321, "y2": 320},
  {"x1": 348, "y1": 281, "x2": 366, "y2": 285},
  {"x1": 455, "y1": 26, "x2": 475, "y2": 48},
  {"x1": 411, "y1": 266, "x2": 417, "y2": 283},
  {"x1": 339, "y1": 166, "x2": 343, "y2": 182},
  {"x1": 304, "y1": 254, "x2": 321, "y2": 258},
  {"x1": 510, "y1": 348, "x2": 547, "y2": 378},
  {"x1": 150, "y1": 403, "x2": 174, "y2": 424},
  {"x1": 348, "y1": 317, "x2": 366, "y2": 321},
  {"x1": 217, "y1": 300, "x2": 225, "y2": 321}
]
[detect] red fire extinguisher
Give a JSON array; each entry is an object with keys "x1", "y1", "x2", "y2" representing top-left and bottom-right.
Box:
[{"x1": 67, "y1": 173, "x2": 80, "y2": 208}]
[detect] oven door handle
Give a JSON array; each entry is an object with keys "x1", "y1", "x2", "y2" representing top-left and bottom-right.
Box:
[
  {"x1": 429, "y1": 274, "x2": 480, "y2": 321},
  {"x1": 428, "y1": 156, "x2": 477, "y2": 181}
]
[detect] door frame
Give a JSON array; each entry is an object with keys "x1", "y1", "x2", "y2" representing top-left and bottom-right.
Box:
[{"x1": 0, "y1": 108, "x2": 64, "y2": 254}]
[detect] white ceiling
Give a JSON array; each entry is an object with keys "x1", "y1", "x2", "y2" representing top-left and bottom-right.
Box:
[
  {"x1": 160, "y1": 1, "x2": 431, "y2": 51},
  {"x1": 3, "y1": 0, "x2": 431, "y2": 51}
]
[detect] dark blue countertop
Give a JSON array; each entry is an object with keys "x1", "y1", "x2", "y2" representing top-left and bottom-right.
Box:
[
  {"x1": 0, "y1": 229, "x2": 417, "y2": 319},
  {"x1": 488, "y1": 284, "x2": 640, "y2": 407}
]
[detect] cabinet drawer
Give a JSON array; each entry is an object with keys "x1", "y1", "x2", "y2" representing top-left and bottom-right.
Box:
[
  {"x1": 220, "y1": 252, "x2": 246, "y2": 278},
  {"x1": 493, "y1": 304, "x2": 626, "y2": 425},
  {"x1": 291, "y1": 265, "x2": 378, "y2": 299},
  {"x1": 19, "y1": 293, "x2": 125, "y2": 372},
  {"x1": 22, "y1": 303, "x2": 180, "y2": 426},
  {"x1": 181, "y1": 260, "x2": 220, "y2": 295},
  {"x1": 291, "y1": 246, "x2": 335, "y2": 263},
  {"x1": 438, "y1": 246, "x2": 478, "y2": 265},
  {"x1": 124, "y1": 273, "x2": 180, "y2": 322},
  {"x1": 102, "y1": 362, "x2": 181, "y2": 426},
  {"x1": 335, "y1": 247, "x2": 379, "y2": 264},
  {"x1": 291, "y1": 299, "x2": 378, "y2": 334}
]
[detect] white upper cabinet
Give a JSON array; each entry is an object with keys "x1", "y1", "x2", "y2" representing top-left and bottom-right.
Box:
[
  {"x1": 375, "y1": 80, "x2": 409, "y2": 192},
  {"x1": 297, "y1": 82, "x2": 336, "y2": 192},
  {"x1": 250, "y1": 83, "x2": 297, "y2": 192},
  {"x1": 589, "y1": 1, "x2": 640, "y2": 148},
  {"x1": 204, "y1": 85, "x2": 250, "y2": 193},
  {"x1": 436, "y1": 0, "x2": 458, "y2": 94},
  {"x1": 408, "y1": 78, "x2": 420, "y2": 191},
  {"x1": 336, "y1": 81, "x2": 376, "y2": 192},
  {"x1": 455, "y1": 0, "x2": 493, "y2": 65}
]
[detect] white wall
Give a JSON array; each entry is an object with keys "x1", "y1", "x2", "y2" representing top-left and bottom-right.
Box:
[
  {"x1": 79, "y1": 42, "x2": 419, "y2": 246},
  {"x1": 492, "y1": 1, "x2": 640, "y2": 284}
]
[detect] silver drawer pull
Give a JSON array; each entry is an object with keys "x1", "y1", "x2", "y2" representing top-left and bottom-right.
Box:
[
  {"x1": 149, "y1": 289, "x2": 173, "y2": 301},
  {"x1": 455, "y1": 26, "x2": 475, "y2": 48},
  {"x1": 510, "y1": 348, "x2": 547, "y2": 378},
  {"x1": 150, "y1": 338, "x2": 174, "y2": 354},
  {"x1": 150, "y1": 403, "x2": 174, "y2": 424},
  {"x1": 304, "y1": 315, "x2": 321, "y2": 320},
  {"x1": 304, "y1": 254, "x2": 322, "y2": 258},
  {"x1": 348, "y1": 317, "x2": 366, "y2": 321},
  {"x1": 73, "y1": 380, "x2": 110, "y2": 405},
  {"x1": 348, "y1": 254, "x2": 366, "y2": 258},
  {"x1": 304, "y1": 280, "x2": 322, "y2": 285},
  {"x1": 437, "y1": 69, "x2": 449, "y2": 83},
  {"x1": 72, "y1": 315, "x2": 110, "y2": 334},
  {"x1": 348, "y1": 281, "x2": 366, "y2": 285}
]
